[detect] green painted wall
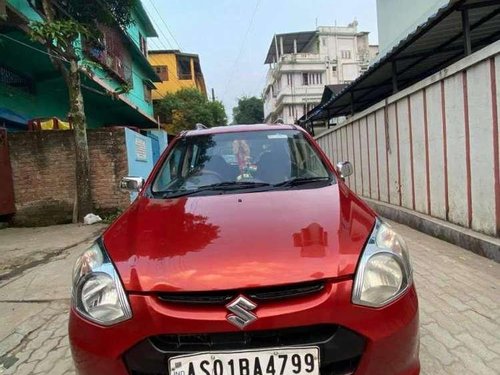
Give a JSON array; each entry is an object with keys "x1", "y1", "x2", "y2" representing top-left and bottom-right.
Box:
[
  {"x1": 124, "y1": 12, "x2": 158, "y2": 117},
  {"x1": 0, "y1": 78, "x2": 121, "y2": 129},
  {"x1": 2, "y1": 0, "x2": 156, "y2": 126},
  {"x1": 0, "y1": 76, "x2": 68, "y2": 124},
  {"x1": 87, "y1": 59, "x2": 154, "y2": 118},
  {"x1": 6, "y1": 0, "x2": 42, "y2": 21},
  {"x1": 126, "y1": 20, "x2": 143, "y2": 48}
]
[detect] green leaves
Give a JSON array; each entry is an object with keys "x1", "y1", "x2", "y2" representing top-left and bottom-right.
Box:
[
  {"x1": 32, "y1": 0, "x2": 139, "y2": 30},
  {"x1": 232, "y1": 96, "x2": 264, "y2": 124},
  {"x1": 29, "y1": 0, "x2": 138, "y2": 60},
  {"x1": 29, "y1": 19, "x2": 86, "y2": 58},
  {"x1": 155, "y1": 88, "x2": 227, "y2": 133}
]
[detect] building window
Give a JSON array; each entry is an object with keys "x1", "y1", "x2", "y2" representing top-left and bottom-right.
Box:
[
  {"x1": 312, "y1": 73, "x2": 322, "y2": 85},
  {"x1": 177, "y1": 55, "x2": 192, "y2": 80},
  {"x1": 154, "y1": 66, "x2": 168, "y2": 81},
  {"x1": 302, "y1": 73, "x2": 322, "y2": 86},
  {"x1": 302, "y1": 73, "x2": 309, "y2": 86},
  {"x1": 139, "y1": 33, "x2": 147, "y2": 56},
  {"x1": 288, "y1": 105, "x2": 295, "y2": 118},
  {"x1": 0, "y1": 65, "x2": 34, "y2": 94},
  {"x1": 143, "y1": 82, "x2": 152, "y2": 103},
  {"x1": 341, "y1": 50, "x2": 352, "y2": 59},
  {"x1": 322, "y1": 38, "x2": 326, "y2": 46},
  {"x1": 286, "y1": 73, "x2": 293, "y2": 86}
]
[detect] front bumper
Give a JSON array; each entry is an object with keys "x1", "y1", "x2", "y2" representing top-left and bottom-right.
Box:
[{"x1": 69, "y1": 280, "x2": 420, "y2": 375}]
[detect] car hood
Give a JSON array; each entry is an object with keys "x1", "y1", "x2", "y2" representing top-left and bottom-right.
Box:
[{"x1": 103, "y1": 184, "x2": 376, "y2": 292}]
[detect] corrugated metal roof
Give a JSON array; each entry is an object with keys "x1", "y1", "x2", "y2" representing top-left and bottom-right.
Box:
[
  {"x1": 264, "y1": 31, "x2": 316, "y2": 64},
  {"x1": 301, "y1": 0, "x2": 500, "y2": 124},
  {"x1": 321, "y1": 84, "x2": 350, "y2": 103}
]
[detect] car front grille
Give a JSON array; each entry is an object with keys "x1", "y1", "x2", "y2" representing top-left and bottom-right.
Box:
[
  {"x1": 124, "y1": 325, "x2": 365, "y2": 375},
  {"x1": 157, "y1": 281, "x2": 325, "y2": 305}
]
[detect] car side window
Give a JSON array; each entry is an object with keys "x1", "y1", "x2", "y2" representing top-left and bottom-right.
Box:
[
  {"x1": 153, "y1": 144, "x2": 184, "y2": 191},
  {"x1": 293, "y1": 138, "x2": 327, "y2": 177}
]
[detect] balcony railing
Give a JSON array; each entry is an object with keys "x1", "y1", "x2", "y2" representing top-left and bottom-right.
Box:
[
  {"x1": 88, "y1": 48, "x2": 132, "y2": 84},
  {"x1": 280, "y1": 53, "x2": 323, "y2": 63},
  {"x1": 84, "y1": 25, "x2": 132, "y2": 85}
]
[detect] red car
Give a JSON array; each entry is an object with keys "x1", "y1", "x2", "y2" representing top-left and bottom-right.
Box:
[{"x1": 69, "y1": 124, "x2": 419, "y2": 375}]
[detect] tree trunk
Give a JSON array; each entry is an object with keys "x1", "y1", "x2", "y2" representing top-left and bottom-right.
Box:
[
  {"x1": 38, "y1": 0, "x2": 93, "y2": 220},
  {"x1": 67, "y1": 59, "x2": 93, "y2": 222}
]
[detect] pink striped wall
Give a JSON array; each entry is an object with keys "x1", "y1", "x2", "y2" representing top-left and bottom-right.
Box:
[{"x1": 316, "y1": 42, "x2": 500, "y2": 238}]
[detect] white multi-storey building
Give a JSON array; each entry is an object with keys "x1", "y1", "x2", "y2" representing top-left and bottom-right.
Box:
[{"x1": 263, "y1": 21, "x2": 378, "y2": 124}]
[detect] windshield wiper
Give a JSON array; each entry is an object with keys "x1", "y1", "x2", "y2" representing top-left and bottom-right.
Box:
[
  {"x1": 160, "y1": 181, "x2": 272, "y2": 198},
  {"x1": 273, "y1": 176, "x2": 332, "y2": 188},
  {"x1": 203, "y1": 181, "x2": 272, "y2": 190}
]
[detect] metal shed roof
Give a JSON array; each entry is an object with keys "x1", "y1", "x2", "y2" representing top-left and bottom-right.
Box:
[
  {"x1": 264, "y1": 31, "x2": 316, "y2": 64},
  {"x1": 301, "y1": 0, "x2": 500, "y2": 123},
  {"x1": 321, "y1": 84, "x2": 350, "y2": 103}
]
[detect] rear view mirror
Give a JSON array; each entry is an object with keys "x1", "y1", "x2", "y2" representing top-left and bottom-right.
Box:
[
  {"x1": 336, "y1": 161, "x2": 353, "y2": 179},
  {"x1": 120, "y1": 176, "x2": 145, "y2": 192}
]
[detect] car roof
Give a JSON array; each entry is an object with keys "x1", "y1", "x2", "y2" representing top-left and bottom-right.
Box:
[{"x1": 183, "y1": 124, "x2": 300, "y2": 137}]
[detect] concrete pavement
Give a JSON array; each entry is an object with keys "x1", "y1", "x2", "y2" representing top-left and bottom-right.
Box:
[
  {"x1": 0, "y1": 224, "x2": 107, "y2": 283},
  {"x1": 0, "y1": 224, "x2": 105, "y2": 375},
  {"x1": 398, "y1": 222, "x2": 500, "y2": 374},
  {"x1": 0, "y1": 221, "x2": 498, "y2": 374}
]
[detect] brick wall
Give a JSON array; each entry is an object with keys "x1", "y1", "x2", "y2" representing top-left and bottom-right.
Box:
[
  {"x1": 88, "y1": 130, "x2": 130, "y2": 214},
  {"x1": 8, "y1": 129, "x2": 130, "y2": 226}
]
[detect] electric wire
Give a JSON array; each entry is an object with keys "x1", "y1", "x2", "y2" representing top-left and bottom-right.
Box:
[
  {"x1": 141, "y1": 1, "x2": 208, "y2": 96},
  {"x1": 145, "y1": 22, "x2": 190, "y2": 93},
  {"x1": 145, "y1": 0, "x2": 183, "y2": 51},
  {"x1": 146, "y1": 33, "x2": 207, "y2": 99},
  {"x1": 0, "y1": 33, "x2": 154, "y2": 107},
  {"x1": 0, "y1": 1, "x2": 208, "y2": 112},
  {"x1": 0, "y1": 31, "x2": 207, "y2": 122},
  {"x1": 8, "y1": 0, "x2": 185, "y2": 99},
  {"x1": 221, "y1": 0, "x2": 262, "y2": 103}
]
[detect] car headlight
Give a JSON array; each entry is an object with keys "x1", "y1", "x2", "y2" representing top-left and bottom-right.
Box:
[
  {"x1": 71, "y1": 240, "x2": 132, "y2": 326},
  {"x1": 352, "y1": 220, "x2": 413, "y2": 308}
]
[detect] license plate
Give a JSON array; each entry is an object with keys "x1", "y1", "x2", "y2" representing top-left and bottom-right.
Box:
[{"x1": 169, "y1": 347, "x2": 320, "y2": 375}]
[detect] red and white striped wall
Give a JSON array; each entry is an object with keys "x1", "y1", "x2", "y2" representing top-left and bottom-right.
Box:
[{"x1": 316, "y1": 41, "x2": 500, "y2": 238}]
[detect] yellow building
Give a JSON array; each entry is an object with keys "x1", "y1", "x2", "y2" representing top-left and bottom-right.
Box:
[{"x1": 148, "y1": 50, "x2": 207, "y2": 100}]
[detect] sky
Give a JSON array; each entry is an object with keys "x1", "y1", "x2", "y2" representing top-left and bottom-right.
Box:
[{"x1": 143, "y1": 0, "x2": 379, "y2": 119}]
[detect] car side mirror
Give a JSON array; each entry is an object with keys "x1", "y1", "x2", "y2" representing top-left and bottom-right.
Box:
[
  {"x1": 120, "y1": 176, "x2": 145, "y2": 192},
  {"x1": 336, "y1": 161, "x2": 353, "y2": 179}
]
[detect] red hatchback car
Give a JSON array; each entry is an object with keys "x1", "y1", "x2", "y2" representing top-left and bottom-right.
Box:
[{"x1": 69, "y1": 124, "x2": 419, "y2": 375}]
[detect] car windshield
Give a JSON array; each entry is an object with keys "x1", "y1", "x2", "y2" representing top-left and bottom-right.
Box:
[{"x1": 151, "y1": 129, "x2": 333, "y2": 197}]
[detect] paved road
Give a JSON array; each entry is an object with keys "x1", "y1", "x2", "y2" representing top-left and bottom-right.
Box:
[{"x1": 0, "y1": 222, "x2": 498, "y2": 375}]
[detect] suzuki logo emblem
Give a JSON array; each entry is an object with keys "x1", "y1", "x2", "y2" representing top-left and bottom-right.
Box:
[{"x1": 226, "y1": 295, "x2": 257, "y2": 329}]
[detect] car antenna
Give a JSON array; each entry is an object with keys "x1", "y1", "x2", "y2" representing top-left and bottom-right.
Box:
[{"x1": 195, "y1": 123, "x2": 208, "y2": 130}]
